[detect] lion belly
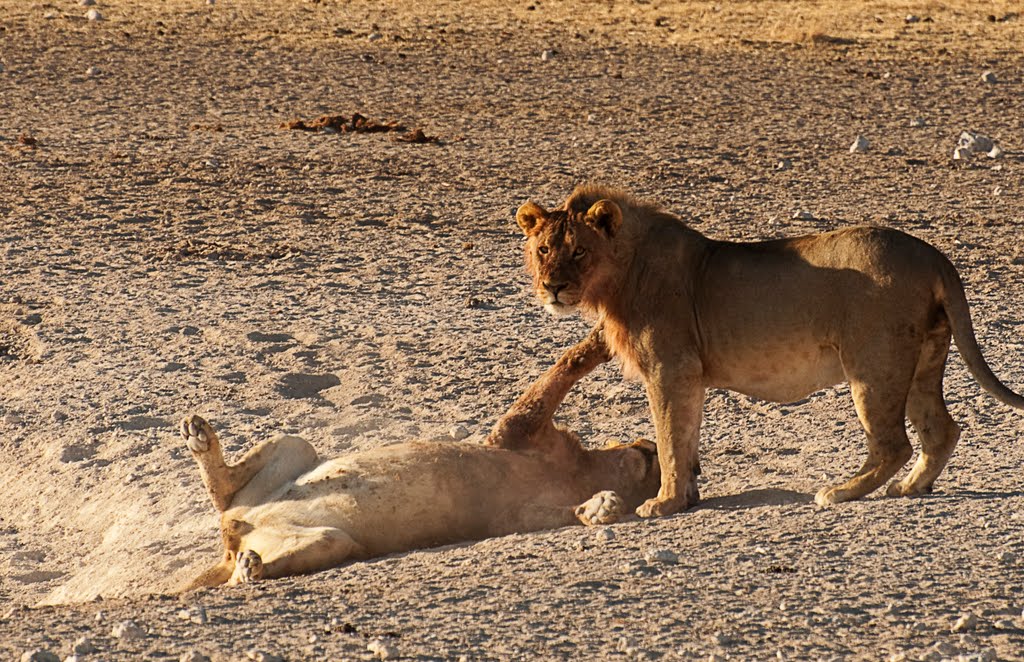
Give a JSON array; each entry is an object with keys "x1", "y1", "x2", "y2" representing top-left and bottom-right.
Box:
[
  {"x1": 232, "y1": 441, "x2": 579, "y2": 559},
  {"x1": 708, "y1": 342, "x2": 845, "y2": 403}
]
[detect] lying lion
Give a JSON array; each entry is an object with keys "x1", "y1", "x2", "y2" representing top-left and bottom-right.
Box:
[
  {"x1": 513, "y1": 184, "x2": 1024, "y2": 516},
  {"x1": 184, "y1": 328, "x2": 658, "y2": 586}
]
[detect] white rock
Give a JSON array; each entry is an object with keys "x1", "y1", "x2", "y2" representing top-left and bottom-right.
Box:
[
  {"x1": 981, "y1": 70, "x2": 997, "y2": 83},
  {"x1": 951, "y1": 612, "x2": 978, "y2": 633},
  {"x1": 85, "y1": 8, "x2": 103, "y2": 20},
  {"x1": 792, "y1": 210, "x2": 815, "y2": 220},
  {"x1": 933, "y1": 641, "x2": 957, "y2": 656},
  {"x1": 86, "y1": 66, "x2": 99, "y2": 76},
  {"x1": 887, "y1": 653, "x2": 907, "y2": 662},
  {"x1": 80, "y1": 0, "x2": 96, "y2": 5},
  {"x1": 849, "y1": 135, "x2": 870, "y2": 153},
  {"x1": 644, "y1": 548, "x2": 679, "y2": 564},
  {"x1": 367, "y1": 639, "x2": 398, "y2": 660},
  {"x1": 111, "y1": 620, "x2": 145, "y2": 640},
  {"x1": 246, "y1": 652, "x2": 283, "y2": 662},
  {"x1": 987, "y1": 144, "x2": 1004, "y2": 159},
  {"x1": 994, "y1": 618, "x2": 1016, "y2": 629},
  {"x1": 449, "y1": 424, "x2": 469, "y2": 441},
  {"x1": 905, "y1": 14, "x2": 920, "y2": 23},
  {"x1": 180, "y1": 651, "x2": 211, "y2": 662},
  {"x1": 541, "y1": 49, "x2": 555, "y2": 61},
  {"x1": 957, "y1": 131, "x2": 994, "y2": 157},
  {"x1": 206, "y1": 0, "x2": 215, "y2": 4},
  {"x1": 775, "y1": 158, "x2": 791, "y2": 170},
  {"x1": 909, "y1": 117, "x2": 926, "y2": 127},
  {"x1": 72, "y1": 638, "x2": 96, "y2": 655},
  {"x1": 367, "y1": 32, "x2": 382, "y2": 41},
  {"x1": 594, "y1": 527, "x2": 615, "y2": 542}
]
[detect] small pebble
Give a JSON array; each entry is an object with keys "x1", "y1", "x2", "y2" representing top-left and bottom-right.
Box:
[
  {"x1": 792, "y1": 210, "x2": 815, "y2": 220},
  {"x1": 951, "y1": 612, "x2": 978, "y2": 633},
  {"x1": 449, "y1": 425, "x2": 469, "y2": 441},
  {"x1": 541, "y1": 49, "x2": 555, "y2": 61},
  {"x1": 908, "y1": 117, "x2": 926, "y2": 128},
  {"x1": 85, "y1": 8, "x2": 103, "y2": 20},
  {"x1": 367, "y1": 639, "x2": 398, "y2": 660},
  {"x1": 246, "y1": 652, "x2": 284, "y2": 662},
  {"x1": 932, "y1": 641, "x2": 957, "y2": 656},
  {"x1": 111, "y1": 620, "x2": 145, "y2": 640},
  {"x1": 644, "y1": 548, "x2": 679, "y2": 564},
  {"x1": 849, "y1": 135, "x2": 870, "y2": 153},
  {"x1": 367, "y1": 32, "x2": 382, "y2": 41},
  {"x1": 72, "y1": 638, "x2": 96, "y2": 655},
  {"x1": 987, "y1": 144, "x2": 1003, "y2": 159},
  {"x1": 594, "y1": 527, "x2": 615, "y2": 543},
  {"x1": 993, "y1": 618, "x2": 1016, "y2": 630},
  {"x1": 981, "y1": 70, "x2": 997, "y2": 83},
  {"x1": 180, "y1": 652, "x2": 211, "y2": 662},
  {"x1": 86, "y1": 66, "x2": 99, "y2": 77},
  {"x1": 905, "y1": 14, "x2": 920, "y2": 23},
  {"x1": 775, "y1": 158, "x2": 791, "y2": 171},
  {"x1": 80, "y1": 0, "x2": 95, "y2": 5}
]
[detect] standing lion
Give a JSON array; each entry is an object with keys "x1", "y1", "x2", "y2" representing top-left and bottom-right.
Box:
[{"x1": 511, "y1": 184, "x2": 1024, "y2": 517}]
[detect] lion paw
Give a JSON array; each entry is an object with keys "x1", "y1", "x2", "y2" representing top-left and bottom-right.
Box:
[
  {"x1": 636, "y1": 493, "x2": 695, "y2": 518},
  {"x1": 235, "y1": 549, "x2": 263, "y2": 583},
  {"x1": 575, "y1": 491, "x2": 626, "y2": 526},
  {"x1": 885, "y1": 479, "x2": 933, "y2": 498},
  {"x1": 181, "y1": 415, "x2": 213, "y2": 453}
]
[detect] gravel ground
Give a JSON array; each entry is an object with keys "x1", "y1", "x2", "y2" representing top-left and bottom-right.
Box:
[{"x1": 1, "y1": 1, "x2": 1023, "y2": 659}]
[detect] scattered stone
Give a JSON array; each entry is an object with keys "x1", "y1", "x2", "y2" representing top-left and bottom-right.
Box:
[
  {"x1": 72, "y1": 638, "x2": 97, "y2": 655},
  {"x1": 111, "y1": 620, "x2": 145, "y2": 640},
  {"x1": 595, "y1": 527, "x2": 615, "y2": 543},
  {"x1": 954, "y1": 131, "x2": 998, "y2": 160},
  {"x1": 849, "y1": 135, "x2": 870, "y2": 153},
  {"x1": 987, "y1": 144, "x2": 1004, "y2": 159},
  {"x1": 775, "y1": 158, "x2": 791, "y2": 171},
  {"x1": 180, "y1": 652, "x2": 211, "y2": 662},
  {"x1": 909, "y1": 117, "x2": 926, "y2": 128},
  {"x1": 85, "y1": 8, "x2": 103, "y2": 21},
  {"x1": 905, "y1": 14, "x2": 921, "y2": 23},
  {"x1": 367, "y1": 639, "x2": 398, "y2": 660},
  {"x1": 951, "y1": 612, "x2": 978, "y2": 633},
  {"x1": 449, "y1": 425, "x2": 469, "y2": 441},
  {"x1": 246, "y1": 652, "x2": 284, "y2": 662},
  {"x1": 711, "y1": 632, "x2": 732, "y2": 646},
  {"x1": 395, "y1": 128, "x2": 439, "y2": 144},
  {"x1": 981, "y1": 70, "x2": 997, "y2": 84},
  {"x1": 86, "y1": 66, "x2": 99, "y2": 77},
  {"x1": 644, "y1": 548, "x2": 679, "y2": 564},
  {"x1": 0, "y1": 63, "x2": 5, "y2": 74},
  {"x1": 887, "y1": 653, "x2": 907, "y2": 662},
  {"x1": 617, "y1": 636, "x2": 638, "y2": 652},
  {"x1": 932, "y1": 641, "x2": 958, "y2": 656},
  {"x1": 541, "y1": 49, "x2": 555, "y2": 61},
  {"x1": 177, "y1": 606, "x2": 208, "y2": 624},
  {"x1": 282, "y1": 112, "x2": 403, "y2": 134},
  {"x1": 80, "y1": 0, "x2": 95, "y2": 5},
  {"x1": 792, "y1": 210, "x2": 815, "y2": 220},
  {"x1": 206, "y1": 0, "x2": 215, "y2": 4},
  {"x1": 367, "y1": 32, "x2": 382, "y2": 42},
  {"x1": 20, "y1": 651, "x2": 59, "y2": 662},
  {"x1": 993, "y1": 618, "x2": 1016, "y2": 630}
]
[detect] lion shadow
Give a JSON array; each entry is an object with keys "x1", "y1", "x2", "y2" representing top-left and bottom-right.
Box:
[{"x1": 696, "y1": 488, "x2": 813, "y2": 511}]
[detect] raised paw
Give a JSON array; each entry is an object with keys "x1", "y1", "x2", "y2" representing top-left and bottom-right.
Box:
[
  {"x1": 181, "y1": 414, "x2": 213, "y2": 453},
  {"x1": 234, "y1": 549, "x2": 264, "y2": 583},
  {"x1": 575, "y1": 490, "x2": 627, "y2": 526}
]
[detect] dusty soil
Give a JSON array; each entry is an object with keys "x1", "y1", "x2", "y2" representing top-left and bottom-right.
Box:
[{"x1": 2, "y1": 0, "x2": 1024, "y2": 659}]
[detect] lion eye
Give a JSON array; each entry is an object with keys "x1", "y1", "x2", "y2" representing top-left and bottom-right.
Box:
[
  {"x1": 538, "y1": 245, "x2": 550, "y2": 255},
  {"x1": 573, "y1": 246, "x2": 586, "y2": 259}
]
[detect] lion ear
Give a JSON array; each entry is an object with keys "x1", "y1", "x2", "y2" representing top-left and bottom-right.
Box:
[
  {"x1": 584, "y1": 199, "x2": 622, "y2": 237},
  {"x1": 516, "y1": 201, "x2": 548, "y2": 236}
]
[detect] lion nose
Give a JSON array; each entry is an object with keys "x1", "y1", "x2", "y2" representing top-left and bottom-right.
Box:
[{"x1": 543, "y1": 281, "x2": 567, "y2": 298}]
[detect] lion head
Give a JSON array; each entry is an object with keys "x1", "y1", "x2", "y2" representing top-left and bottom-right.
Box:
[{"x1": 515, "y1": 187, "x2": 625, "y2": 316}]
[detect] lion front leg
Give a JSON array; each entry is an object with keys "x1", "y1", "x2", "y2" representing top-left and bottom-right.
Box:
[
  {"x1": 486, "y1": 324, "x2": 610, "y2": 450},
  {"x1": 636, "y1": 374, "x2": 704, "y2": 518}
]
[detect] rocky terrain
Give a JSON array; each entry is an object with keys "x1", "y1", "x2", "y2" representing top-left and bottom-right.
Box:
[{"x1": 1, "y1": 1, "x2": 1023, "y2": 659}]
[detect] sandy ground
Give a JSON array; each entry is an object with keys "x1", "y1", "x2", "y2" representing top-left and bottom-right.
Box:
[{"x1": 1, "y1": 0, "x2": 1024, "y2": 659}]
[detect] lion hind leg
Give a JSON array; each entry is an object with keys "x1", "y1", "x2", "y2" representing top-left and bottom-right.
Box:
[
  {"x1": 230, "y1": 525, "x2": 362, "y2": 583},
  {"x1": 888, "y1": 325, "x2": 960, "y2": 497},
  {"x1": 816, "y1": 377, "x2": 914, "y2": 507}
]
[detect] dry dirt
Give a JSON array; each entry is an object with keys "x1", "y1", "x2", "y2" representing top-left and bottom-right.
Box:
[{"x1": 2, "y1": 0, "x2": 1024, "y2": 659}]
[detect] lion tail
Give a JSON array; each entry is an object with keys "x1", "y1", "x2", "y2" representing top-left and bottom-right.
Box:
[{"x1": 938, "y1": 258, "x2": 1024, "y2": 410}]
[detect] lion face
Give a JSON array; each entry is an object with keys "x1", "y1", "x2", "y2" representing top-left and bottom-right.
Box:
[{"x1": 516, "y1": 198, "x2": 622, "y2": 316}]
